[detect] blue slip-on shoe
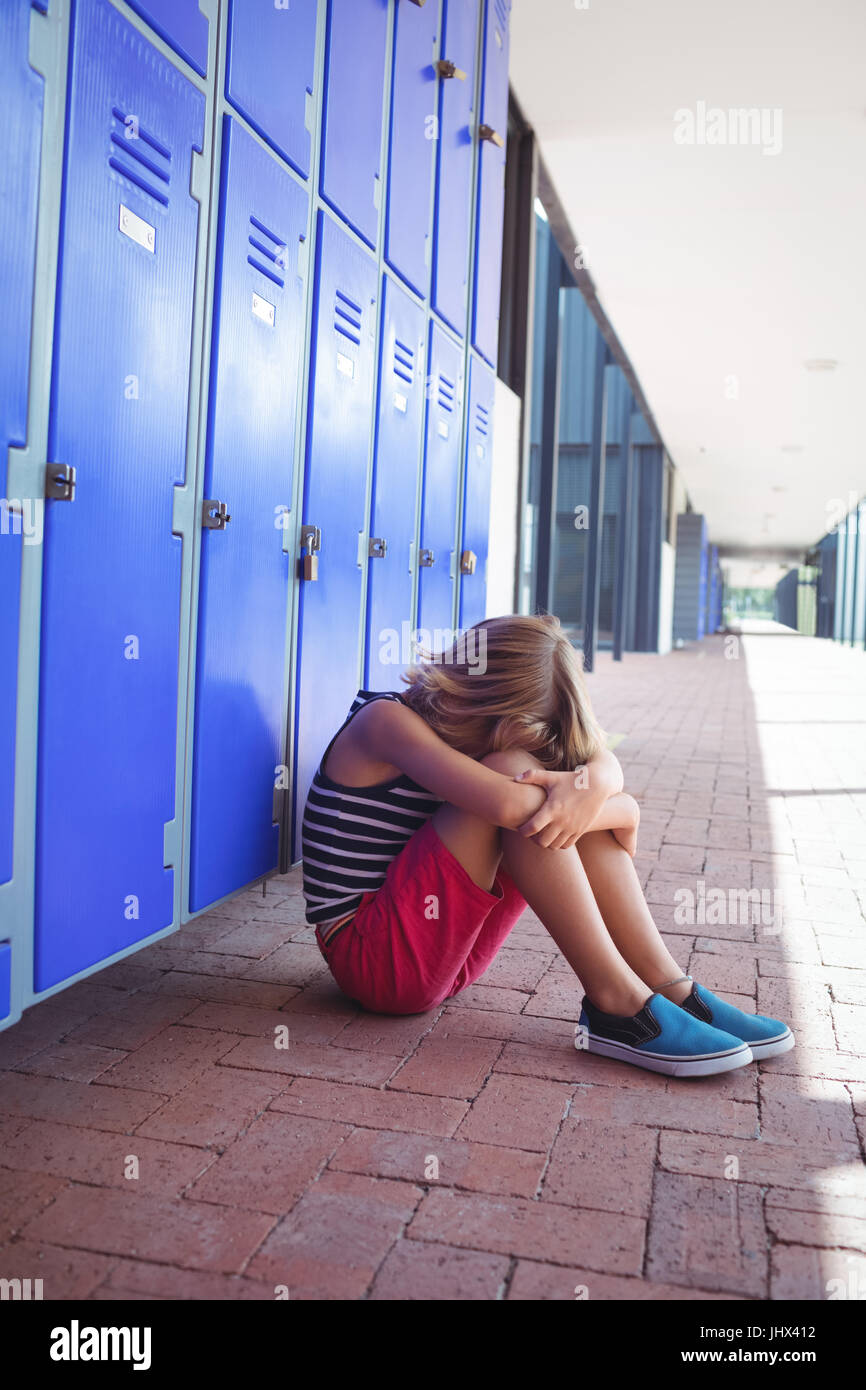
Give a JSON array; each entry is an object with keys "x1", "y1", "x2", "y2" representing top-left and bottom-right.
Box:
[
  {"x1": 576, "y1": 992, "x2": 753, "y2": 1077},
  {"x1": 680, "y1": 982, "x2": 795, "y2": 1060}
]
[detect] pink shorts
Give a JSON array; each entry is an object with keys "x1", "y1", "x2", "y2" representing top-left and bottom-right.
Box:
[{"x1": 314, "y1": 818, "x2": 527, "y2": 1015}]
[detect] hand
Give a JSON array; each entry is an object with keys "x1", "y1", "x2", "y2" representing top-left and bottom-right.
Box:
[{"x1": 513, "y1": 767, "x2": 609, "y2": 849}]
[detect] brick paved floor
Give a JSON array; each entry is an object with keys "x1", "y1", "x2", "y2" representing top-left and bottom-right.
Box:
[{"x1": 1, "y1": 630, "x2": 865, "y2": 1300}]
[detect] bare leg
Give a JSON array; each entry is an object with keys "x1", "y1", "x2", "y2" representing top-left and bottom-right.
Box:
[
  {"x1": 432, "y1": 750, "x2": 650, "y2": 1016},
  {"x1": 576, "y1": 829, "x2": 692, "y2": 1003}
]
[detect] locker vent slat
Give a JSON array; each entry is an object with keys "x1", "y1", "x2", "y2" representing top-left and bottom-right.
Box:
[
  {"x1": 334, "y1": 289, "x2": 362, "y2": 345},
  {"x1": 109, "y1": 106, "x2": 171, "y2": 208},
  {"x1": 438, "y1": 373, "x2": 455, "y2": 413},
  {"x1": 248, "y1": 214, "x2": 287, "y2": 288},
  {"x1": 393, "y1": 336, "x2": 415, "y2": 385},
  {"x1": 476, "y1": 401, "x2": 490, "y2": 436}
]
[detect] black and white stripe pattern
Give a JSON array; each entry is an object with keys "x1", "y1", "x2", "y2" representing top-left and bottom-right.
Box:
[{"x1": 302, "y1": 691, "x2": 441, "y2": 926}]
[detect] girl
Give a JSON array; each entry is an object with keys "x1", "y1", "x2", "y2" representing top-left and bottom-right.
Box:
[{"x1": 302, "y1": 615, "x2": 793, "y2": 1077}]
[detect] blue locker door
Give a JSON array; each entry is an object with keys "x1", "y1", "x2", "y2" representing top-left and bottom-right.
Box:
[
  {"x1": 459, "y1": 357, "x2": 495, "y2": 629},
  {"x1": 366, "y1": 277, "x2": 426, "y2": 691},
  {"x1": 472, "y1": 0, "x2": 510, "y2": 367},
  {"x1": 431, "y1": 0, "x2": 480, "y2": 337},
  {"x1": 417, "y1": 323, "x2": 464, "y2": 642},
  {"x1": 34, "y1": 0, "x2": 204, "y2": 991},
  {"x1": 226, "y1": 0, "x2": 318, "y2": 177},
  {"x1": 126, "y1": 0, "x2": 209, "y2": 76},
  {"x1": 293, "y1": 214, "x2": 378, "y2": 853},
  {"x1": 190, "y1": 120, "x2": 309, "y2": 913},
  {"x1": 320, "y1": 0, "x2": 389, "y2": 248},
  {"x1": 0, "y1": 0, "x2": 43, "y2": 887},
  {"x1": 385, "y1": 0, "x2": 438, "y2": 296}
]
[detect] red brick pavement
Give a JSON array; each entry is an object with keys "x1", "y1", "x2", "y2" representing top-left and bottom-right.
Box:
[{"x1": 1, "y1": 631, "x2": 865, "y2": 1300}]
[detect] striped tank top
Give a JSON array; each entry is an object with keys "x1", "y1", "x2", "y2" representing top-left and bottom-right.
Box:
[{"x1": 301, "y1": 690, "x2": 442, "y2": 933}]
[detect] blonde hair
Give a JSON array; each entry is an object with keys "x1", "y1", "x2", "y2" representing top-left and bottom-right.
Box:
[{"x1": 402, "y1": 615, "x2": 606, "y2": 770}]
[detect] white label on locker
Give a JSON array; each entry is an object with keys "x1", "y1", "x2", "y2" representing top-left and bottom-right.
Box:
[
  {"x1": 118, "y1": 203, "x2": 155, "y2": 253},
  {"x1": 476, "y1": 444, "x2": 485, "y2": 460},
  {"x1": 393, "y1": 391, "x2": 407, "y2": 414},
  {"x1": 438, "y1": 420, "x2": 449, "y2": 439},
  {"x1": 337, "y1": 352, "x2": 355, "y2": 379},
  {"x1": 252, "y1": 292, "x2": 276, "y2": 326}
]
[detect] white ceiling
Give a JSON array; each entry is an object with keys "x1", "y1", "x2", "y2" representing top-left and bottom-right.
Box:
[{"x1": 509, "y1": 0, "x2": 866, "y2": 563}]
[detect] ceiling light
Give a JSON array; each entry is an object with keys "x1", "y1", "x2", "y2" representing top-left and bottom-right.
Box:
[{"x1": 804, "y1": 358, "x2": 838, "y2": 371}]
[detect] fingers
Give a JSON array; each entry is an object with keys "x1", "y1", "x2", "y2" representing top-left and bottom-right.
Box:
[
  {"x1": 517, "y1": 808, "x2": 552, "y2": 837},
  {"x1": 514, "y1": 768, "x2": 553, "y2": 787}
]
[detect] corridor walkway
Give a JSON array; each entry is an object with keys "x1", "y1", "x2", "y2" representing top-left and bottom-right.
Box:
[{"x1": 1, "y1": 632, "x2": 864, "y2": 1299}]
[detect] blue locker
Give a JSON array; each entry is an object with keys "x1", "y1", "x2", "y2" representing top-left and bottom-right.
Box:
[
  {"x1": 226, "y1": 0, "x2": 318, "y2": 177},
  {"x1": 0, "y1": 0, "x2": 43, "y2": 888},
  {"x1": 126, "y1": 0, "x2": 209, "y2": 76},
  {"x1": 459, "y1": 357, "x2": 495, "y2": 629},
  {"x1": 190, "y1": 120, "x2": 309, "y2": 913},
  {"x1": 431, "y1": 0, "x2": 480, "y2": 337},
  {"x1": 0, "y1": 942, "x2": 10, "y2": 1020},
  {"x1": 472, "y1": 0, "x2": 510, "y2": 366},
  {"x1": 366, "y1": 276, "x2": 426, "y2": 691},
  {"x1": 385, "y1": 0, "x2": 439, "y2": 296},
  {"x1": 34, "y1": 0, "x2": 204, "y2": 990},
  {"x1": 417, "y1": 322, "x2": 464, "y2": 641},
  {"x1": 320, "y1": 0, "x2": 389, "y2": 248},
  {"x1": 293, "y1": 214, "x2": 378, "y2": 853}
]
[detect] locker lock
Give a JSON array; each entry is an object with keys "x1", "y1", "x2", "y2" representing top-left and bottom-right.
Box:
[
  {"x1": 368, "y1": 537, "x2": 388, "y2": 559},
  {"x1": 419, "y1": 548, "x2": 435, "y2": 567},
  {"x1": 479, "y1": 124, "x2": 505, "y2": 148},
  {"x1": 300, "y1": 523, "x2": 321, "y2": 581},
  {"x1": 45, "y1": 462, "x2": 76, "y2": 502},
  {"x1": 202, "y1": 499, "x2": 231, "y2": 530},
  {"x1": 435, "y1": 59, "x2": 467, "y2": 81},
  {"x1": 460, "y1": 549, "x2": 478, "y2": 575}
]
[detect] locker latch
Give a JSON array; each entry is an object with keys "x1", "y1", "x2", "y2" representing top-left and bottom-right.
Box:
[
  {"x1": 300, "y1": 524, "x2": 321, "y2": 581},
  {"x1": 435, "y1": 59, "x2": 467, "y2": 81},
  {"x1": 460, "y1": 549, "x2": 477, "y2": 575},
  {"x1": 45, "y1": 463, "x2": 76, "y2": 502},
  {"x1": 369, "y1": 537, "x2": 388, "y2": 559},
  {"x1": 419, "y1": 549, "x2": 435, "y2": 567},
  {"x1": 202, "y1": 499, "x2": 231, "y2": 530},
  {"x1": 479, "y1": 124, "x2": 505, "y2": 148}
]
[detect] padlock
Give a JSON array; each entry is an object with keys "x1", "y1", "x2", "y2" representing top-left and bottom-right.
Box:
[{"x1": 303, "y1": 552, "x2": 319, "y2": 581}]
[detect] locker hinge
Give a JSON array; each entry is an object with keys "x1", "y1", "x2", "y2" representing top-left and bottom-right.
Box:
[
  {"x1": 479, "y1": 124, "x2": 505, "y2": 148},
  {"x1": 435, "y1": 59, "x2": 467, "y2": 81},
  {"x1": 45, "y1": 463, "x2": 76, "y2": 502},
  {"x1": 419, "y1": 548, "x2": 435, "y2": 567},
  {"x1": 460, "y1": 549, "x2": 478, "y2": 575},
  {"x1": 369, "y1": 537, "x2": 388, "y2": 559},
  {"x1": 202, "y1": 499, "x2": 231, "y2": 530}
]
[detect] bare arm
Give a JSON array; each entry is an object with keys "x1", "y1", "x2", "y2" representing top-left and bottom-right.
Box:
[
  {"x1": 362, "y1": 699, "x2": 548, "y2": 829},
  {"x1": 362, "y1": 700, "x2": 627, "y2": 846}
]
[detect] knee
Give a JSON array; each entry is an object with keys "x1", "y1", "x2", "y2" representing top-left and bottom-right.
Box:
[{"x1": 481, "y1": 747, "x2": 545, "y2": 777}]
